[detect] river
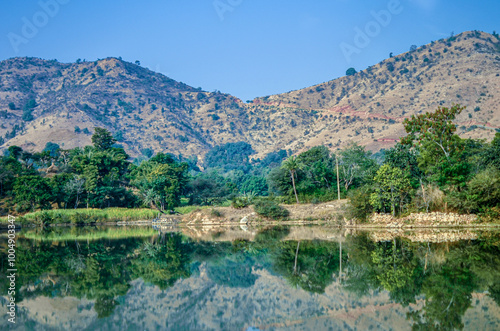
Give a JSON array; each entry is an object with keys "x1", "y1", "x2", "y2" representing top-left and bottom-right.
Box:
[{"x1": 1, "y1": 225, "x2": 500, "y2": 330}]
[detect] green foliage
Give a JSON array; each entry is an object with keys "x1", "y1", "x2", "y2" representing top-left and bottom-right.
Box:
[
  {"x1": 43, "y1": 142, "x2": 60, "y2": 157},
  {"x1": 346, "y1": 67, "x2": 357, "y2": 76},
  {"x1": 91, "y1": 127, "x2": 117, "y2": 151},
  {"x1": 402, "y1": 104, "x2": 464, "y2": 159},
  {"x1": 231, "y1": 192, "x2": 255, "y2": 209},
  {"x1": 204, "y1": 142, "x2": 255, "y2": 172},
  {"x1": 22, "y1": 98, "x2": 37, "y2": 121},
  {"x1": 338, "y1": 142, "x2": 378, "y2": 192},
  {"x1": 18, "y1": 208, "x2": 158, "y2": 224},
  {"x1": 253, "y1": 199, "x2": 289, "y2": 220},
  {"x1": 187, "y1": 171, "x2": 234, "y2": 205},
  {"x1": 384, "y1": 142, "x2": 422, "y2": 188},
  {"x1": 482, "y1": 132, "x2": 500, "y2": 170},
  {"x1": 447, "y1": 167, "x2": 500, "y2": 215},
  {"x1": 13, "y1": 175, "x2": 53, "y2": 211},
  {"x1": 130, "y1": 153, "x2": 189, "y2": 211},
  {"x1": 345, "y1": 185, "x2": 374, "y2": 222},
  {"x1": 401, "y1": 104, "x2": 478, "y2": 192},
  {"x1": 370, "y1": 164, "x2": 411, "y2": 216}
]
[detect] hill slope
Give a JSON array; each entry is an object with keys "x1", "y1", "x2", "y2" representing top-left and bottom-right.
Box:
[{"x1": 1, "y1": 30, "x2": 499, "y2": 159}]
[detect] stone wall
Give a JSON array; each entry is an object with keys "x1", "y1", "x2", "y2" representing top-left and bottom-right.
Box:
[{"x1": 369, "y1": 212, "x2": 477, "y2": 227}]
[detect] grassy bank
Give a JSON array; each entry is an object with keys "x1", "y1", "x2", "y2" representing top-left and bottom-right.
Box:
[
  {"x1": 0, "y1": 205, "x2": 217, "y2": 226},
  {"x1": 10, "y1": 208, "x2": 159, "y2": 226}
]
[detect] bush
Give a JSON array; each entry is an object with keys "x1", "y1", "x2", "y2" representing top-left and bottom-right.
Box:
[
  {"x1": 345, "y1": 186, "x2": 374, "y2": 222},
  {"x1": 232, "y1": 196, "x2": 251, "y2": 209},
  {"x1": 210, "y1": 208, "x2": 223, "y2": 217},
  {"x1": 253, "y1": 200, "x2": 289, "y2": 220}
]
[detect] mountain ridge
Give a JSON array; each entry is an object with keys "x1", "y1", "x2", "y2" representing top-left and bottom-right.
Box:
[{"x1": 1, "y1": 30, "x2": 499, "y2": 160}]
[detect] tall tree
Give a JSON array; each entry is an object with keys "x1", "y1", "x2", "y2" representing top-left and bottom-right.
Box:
[
  {"x1": 338, "y1": 143, "x2": 377, "y2": 192},
  {"x1": 91, "y1": 127, "x2": 116, "y2": 151},
  {"x1": 370, "y1": 164, "x2": 410, "y2": 216},
  {"x1": 282, "y1": 156, "x2": 302, "y2": 204},
  {"x1": 402, "y1": 104, "x2": 465, "y2": 160}
]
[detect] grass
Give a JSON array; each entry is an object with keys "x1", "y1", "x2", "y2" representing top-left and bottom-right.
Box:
[
  {"x1": 16, "y1": 208, "x2": 159, "y2": 225},
  {"x1": 20, "y1": 226, "x2": 158, "y2": 241},
  {"x1": 174, "y1": 205, "x2": 210, "y2": 214},
  {"x1": 0, "y1": 201, "x2": 233, "y2": 225}
]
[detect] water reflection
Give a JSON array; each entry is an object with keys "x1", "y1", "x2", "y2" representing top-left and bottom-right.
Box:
[{"x1": 1, "y1": 226, "x2": 500, "y2": 330}]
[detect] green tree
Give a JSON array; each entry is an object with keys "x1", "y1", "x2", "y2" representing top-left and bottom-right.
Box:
[
  {"x1": 130, "y1": 153, "x2": 189, "y2": 211},
  {"x1": 402, "y1": 104, "x2": 473, "y2": 190},
  {"x1": 481, "y1": 132, "x2": 500, "y2": 170},
  {"x1": 402, "y1": 104, "x2": 465, "y2": 160},
  {"x1": 91, "y1": 127, "x2": 116, "y2": 151},
  {"x1": 70, "y1": 146, "x2": 133, "y2": 208},
  {"x1": 13, "y1": 175, "x2": 53, "y2": 211},
  {"x1": 338, "y1": 143, "x2": 377, "y2": 193},
  {"x1": 370, "y1": 164, "x2": 410, "y2": 216},
  {"x1": 346, "y1": 67, "x2": 357, "y2": 76}
]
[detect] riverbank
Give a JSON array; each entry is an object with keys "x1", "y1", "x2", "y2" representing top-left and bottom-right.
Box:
[{"x1": 1, "y1": 200, "x2": 499, "y2": 229}]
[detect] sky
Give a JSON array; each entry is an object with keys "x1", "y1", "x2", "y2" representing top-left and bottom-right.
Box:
[{"x1": 1, "y1": 0, "x2": 499, "y2": 101}]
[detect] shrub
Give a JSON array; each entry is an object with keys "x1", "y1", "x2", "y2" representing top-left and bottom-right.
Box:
[
  {"x1": 253, "y1": 200, "x2": 289, "y2": 220},
  {"x1": 232, "y1": 196, "x2": 251, "y2": 209},
  {"x1": 345, "y1": 186, "x2": 374, "y2": 222},
  {"x1": 210, "y1": 209, "x2": 223, "y2": 217}
]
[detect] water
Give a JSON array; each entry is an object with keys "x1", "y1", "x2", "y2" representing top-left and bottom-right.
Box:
[{"x1": 1, "y1": 225, "x2": 500, "y2": 330}]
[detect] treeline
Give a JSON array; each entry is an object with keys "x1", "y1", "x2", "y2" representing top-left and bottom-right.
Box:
[{"x1": 1, "y1": 104, "x2": 499, "y2": 220}]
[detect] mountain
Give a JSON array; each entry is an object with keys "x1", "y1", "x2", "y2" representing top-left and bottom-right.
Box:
[{"x1": 1, "y1": 30, "x2": 499, "y2": 160}]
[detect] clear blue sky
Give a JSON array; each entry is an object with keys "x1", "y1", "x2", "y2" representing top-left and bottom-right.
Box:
[{"x1": 1, "y1": 0, "x2": 499, "y2": 101}]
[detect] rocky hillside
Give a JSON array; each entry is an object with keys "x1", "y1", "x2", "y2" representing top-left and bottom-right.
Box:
[
  {"x1": 254, "y1": 30, "x2": 500, "y2": 153},
  {"x1": 1, "y1": 30, "x2": 499, "y2": 159}
]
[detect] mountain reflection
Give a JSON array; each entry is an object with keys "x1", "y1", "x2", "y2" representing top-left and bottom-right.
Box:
[{"x1": 1, "y1": 226, "x2": 500, "y2": 330}]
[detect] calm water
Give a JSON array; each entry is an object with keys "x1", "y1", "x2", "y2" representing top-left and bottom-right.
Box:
[{"x1": 1, "y1": 225, "x2": 500, "y2": 330}]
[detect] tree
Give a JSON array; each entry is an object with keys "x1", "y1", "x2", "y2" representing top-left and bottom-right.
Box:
[
  {"x1": 402, "y1": 104, "x2": 472, "y2": 189},
  {"x1": 370, "y1": 164, "x2": 410, "y2": 216},
  {"x1": 338, "y1": 143, "x2": 377, "y2": 193},
  {"x1": 7, "y1": 146, "x2": 23, "y2": 159},
  {"x1": 43, "y1": 142, "x2": 60, "y2": 157},
  {"x1": 402, "y1": 104, "x2": 465, "y2": 160},
  {"x1": 346, "y1": 67, "x2": 357, "y2": 76},
  {"x1": 130, "y1": 155, "x2": 189, "y2": 211},
  {"x1": 91, "y1": 127, "x2": 116, "y2": 151},
  {"x1": 63, "y1": 176, "x2": 86, "y2": 209},
  {"x1": 13, "y1": 175, "x2": 53, "y2": 211},
  {"x1": 69, "y1": 146, "x2": 133, "y2": 208},
  {"x1": 281, "y1": 156, "x2": 302, "y2": 204},
  {"x1": 384, "y1": 142, "x2": 422, "y2": 189},
  {"x1": 481, "y1": 132, "x2": 500, "y2": 170}
]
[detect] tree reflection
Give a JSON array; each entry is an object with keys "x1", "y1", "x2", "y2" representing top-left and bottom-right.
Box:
[
  {"x1": 132, "y1": 233, "x2": 192, "y2": 290},
  {"x1": 271, "y1": 240, "x2": 340, "y2": 294},
  {"x1": 2, "y1": 227, "x2": 500, "y2": 327}
]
